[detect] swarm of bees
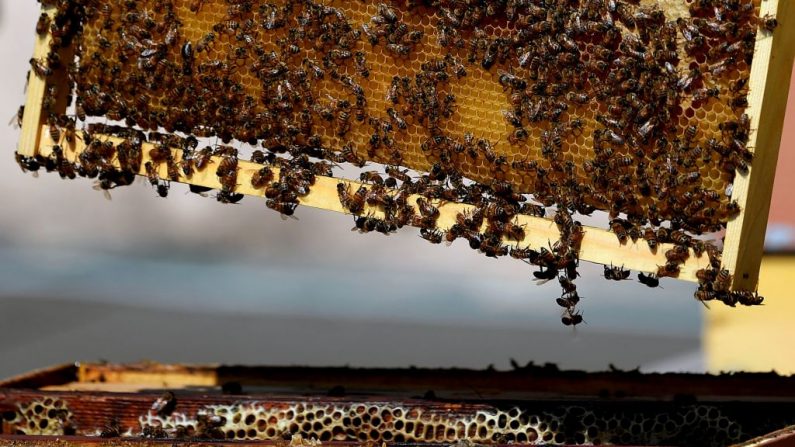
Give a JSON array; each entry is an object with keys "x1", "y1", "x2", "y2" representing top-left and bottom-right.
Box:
[{"x1": 18, "y1": 0, "x2": 774, "y2": 326}]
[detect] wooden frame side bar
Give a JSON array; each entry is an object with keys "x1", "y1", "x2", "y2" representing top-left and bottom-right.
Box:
[
  {"x1": 16, "y1": 5, "x2": 57, "y2": 158},
  {"x1": 723, "y1": 0, "x2": 795, "y2": 291},
  {"x1": 38, "y1": 127, "x2": 709, "y2": 282}
]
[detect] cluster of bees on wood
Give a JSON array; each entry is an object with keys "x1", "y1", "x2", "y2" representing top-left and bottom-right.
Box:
[
  {"x1": 99, "y1": 391, "x2": 233, "y2": 440},
  {"x1": 16, "y1": 0, "x2": 775, "y2": 326}
]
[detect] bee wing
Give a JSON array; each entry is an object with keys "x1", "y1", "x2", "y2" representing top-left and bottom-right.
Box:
[{"x1": 93, "y1": 182, "x2": 113, "y2": 201}]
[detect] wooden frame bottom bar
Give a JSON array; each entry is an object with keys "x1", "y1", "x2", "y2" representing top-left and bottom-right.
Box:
[
  {"x1": 36, "y1": 125, "x2": 709, "y2": 282},
  {"x1": 38, "y1": 125, "x2": 709, "y2": 282}
]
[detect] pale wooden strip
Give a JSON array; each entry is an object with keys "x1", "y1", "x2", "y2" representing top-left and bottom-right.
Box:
[
  {"x1": 723, "y1": 0, "x2": 795, "y2": 291},
  {"x1": 39, "y1": 126, "x2": 709, "y2": 282},
  {"x1": 16, "y1": 5, "x2": 57, "y2": 157}
]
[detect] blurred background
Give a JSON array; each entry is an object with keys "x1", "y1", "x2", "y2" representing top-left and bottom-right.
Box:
[{"x1": 0, "y1": 1, "x2": 792, "y2": 380}]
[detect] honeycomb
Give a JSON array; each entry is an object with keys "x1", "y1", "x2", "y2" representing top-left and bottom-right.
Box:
[
  {"x1": 6, "y1": 396, "x2": 792, "y2": 446},
  {"x1": 135, "y1": 401, "x2": 756, "y2": 446},
  {"x1": 6, "y1": 398, "x2": 74, "y2": 436},
  {"x1": 69, "y1": 0, "x2": 759, "y2": 232}
]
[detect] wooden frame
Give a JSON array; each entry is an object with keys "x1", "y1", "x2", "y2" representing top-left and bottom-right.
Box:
[
  {"x1": 3, "y1": 363, "x2": 795, "y2": 446},
  {"x1": 722, "y1": 0, "x2": 795, "y2": 291},
  {"x1": 16, "y1": 1, "x2": 795, "y2": 291}
]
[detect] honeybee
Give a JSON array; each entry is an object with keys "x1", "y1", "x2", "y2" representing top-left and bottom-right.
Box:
[
  {"x1": 420, "y1": 228, "x2": 444, "y2": 244},
  {"x1": 142, "y1": 426, "x2": 168, "y2": 439},
  {"x1": 36, "y1": 13, "x2": 50, "y2": 35},
  {"x1": 503, "y1": 110, "x2": 523, "y2": 128},
  {"x1": 665, "y1": 245, "x2": 690, "y2": 263},
  {"x1": 643, "y1": 227, "x2": 658, "y2": 251},
  {"x1": 609, "y1": 219, "x2": 628, "y2": 244},
  {"x1": 51, "y1": 145, "x2": 75, "y2": 180},
  {"x1": 533, "y1": 264, "x2": 558, "y2": 282},
  {"x1": 151, "y1": 391, "x2": 177, "y2": 417},
  {"x1": 692, "y1": 87, "x2": 720, "y2": 103},
  {"x1": 504, "y1": 221, "x2": 526, "y2": 241},
  {"x1": 637, "y1": 272, "x2": 660, "y2": 288},
  {"x1": 266, "y1": 199, "x2": 299, "y2": 219},
  {"x1": 386, "y1": 108, "x2": 407, "y2": 131},
  {"x1": 337, "y1": 183, "x2": 365, "y2": 214},
  {"x1": 735, "y1": 290, "x2": 764, "y2": 306},
  {"x1": 385, "y1": 165, "x2": 411, "y2": 183},
  {"x1": 340, "y1": 144, "x2": 366, "y2": 168},
  {"x1": 376, "y1": 2, "x2": 398, "y2": 23},
  {"x1": 479, "y1": 235, "x2": 509, "y2": 258},
  {"x1": 694, "y1": 289, "x2": 716, "y2": 307},
  {"x1": 196, "y1": 32, "x2": 216, "y2": 52},
  {"x1": 47, "y1": 116, "x2": 61, "y2": 143},
  {"x1": 708, "y1": 57, "x2": 735, "y2": 78},
  {"x1": 217, "y1": 191, "x2": 244, "y2": 204},
  {"x1": 354, "y1": 51, "x2": 369, "y2": 78},
  {"x1": 100, "y1": 418, "x2": 121, "y2": 438},
  {"x1": 498, "y1": 70, "x2": 526, "y2": 90},
  {"x1": 556, "y1": 291, "x2": 580, "y2": 309},
  {"x1": 561, "y1": 309, "x2": 584, "y2": 327},
  {"x1": 29, "y1": 57, "x2": 52, "y2": 77},
  {"x1": 416, "y1": 197, "x2": 439, "y2": 219},
  {"x1": 251, "y1": 167, "x2": 274, "y2": 189},
  {"x1": 558, "y1": 276, "x2": 577, "y2": 294},
  {"x1": 756, "y1": 14, "x2": 778, "y2": 32},
  {"x1": 713, "y1": 269, "x2": 732, "y2": 292},
  {"x1": 731, "y1": 77, "x2": 749, "y2": 94},
  {"x1": 386, "y1": 76, "x2": 401, "y2": 103},
  {"x1": 194, "y1": 147, "x2": 214, "y2": 171},
  {"x1": 360, "y1": 171, "x2": 384, "y2": 185},
  {"x1": 216, "y1": 155, "x2": 238, "y2": 192},
  {"x1": 603, "y1": 263, "x2": 630, "y2": 281},
  {"x1": 657, "y1": 262, "x2": 681, "y2": 278},
  {"x1": 14, "y1": 151, "x2": 40, "y2": 174},
  {"x1": 195, "y1": 413, "x2": 226, "y2": 439}
]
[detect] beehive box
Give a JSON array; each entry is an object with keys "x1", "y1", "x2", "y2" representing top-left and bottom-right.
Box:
[
  {"x1": 14, "y1": 0, "x2": 795, "y2": 300},
  {"x1": 3, "y1": 362, "x2": 795, "y2": 446}
]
